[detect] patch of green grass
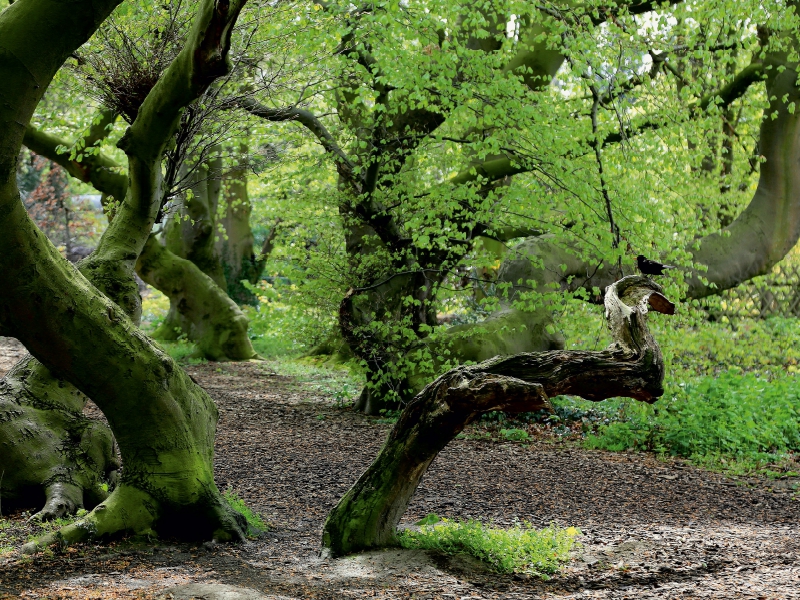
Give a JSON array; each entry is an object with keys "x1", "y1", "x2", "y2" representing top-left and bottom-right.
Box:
[
  {"x1": 154, "y1": 339, "x2": 203, "y2": 364},
  {"x1": 261, "y1": 357, "x2": 364, "y2": 407},
  {"x1": 242, "y1": 280, "x2": 336, "y2": 358},
  {"x1": 398, "y1": 516, "x2": 579, "y2": 577},
  {"x1": 0, "y1": 519, "x2": 14, "y2": 555},
  {"x1": 22, "y1": 509, "x2": 88, "y2": 544},
  {"x1": 223, "y1": 488, "x2": 268, "y2": 533},
  {"x1": 500, "y1": 428, "x2": 530, "y2": 442}
]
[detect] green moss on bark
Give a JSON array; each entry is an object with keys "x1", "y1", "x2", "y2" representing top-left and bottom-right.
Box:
[{"x1": 139, "y1": 235, "x2": 259, "y2": 361}]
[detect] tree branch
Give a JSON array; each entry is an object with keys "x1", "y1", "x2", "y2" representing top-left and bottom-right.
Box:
[
  {"x1": 601, "y1": 61, "x2": 765, "y2": 147},
  {"x1": 448, "y1": 61, "x2": 766, "y2": 187},
  {"x1": 239, "y1": 97, "x2": 361, "y2": 190},
  {"x1": 23, "y1": 113, "x2": 128, "y2": 203}
]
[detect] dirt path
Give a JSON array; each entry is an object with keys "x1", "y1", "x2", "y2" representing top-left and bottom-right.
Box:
[{"x1": 1, "y1": 338, "x2": 799, "y2": 599}]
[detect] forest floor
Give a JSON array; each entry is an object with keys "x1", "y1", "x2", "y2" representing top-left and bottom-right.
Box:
[{"x1": 1, "y1": 336, "x2": 799, "y2": 599}]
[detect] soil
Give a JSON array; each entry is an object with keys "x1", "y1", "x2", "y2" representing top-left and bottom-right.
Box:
[{"x1": 1, "y1": 336, "x2": 799, "y2": 599}]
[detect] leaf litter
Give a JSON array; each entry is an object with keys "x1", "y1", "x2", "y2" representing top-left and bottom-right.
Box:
[{"x1": 0, "y1": 338, "x2": 798, "y2": 599}]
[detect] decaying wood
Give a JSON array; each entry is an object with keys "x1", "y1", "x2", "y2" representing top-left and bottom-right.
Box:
[{"x1": 322, "y1": 275, "x2": 675, "y2": 557}]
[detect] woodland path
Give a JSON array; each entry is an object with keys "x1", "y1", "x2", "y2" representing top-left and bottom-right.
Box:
[{"x1": 0, "y1": 336, "x2": 798, "y2": 599}]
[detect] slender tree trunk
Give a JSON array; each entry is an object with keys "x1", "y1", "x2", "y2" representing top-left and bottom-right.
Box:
[
  {"x1": 165, "y1": 154, "x2": 227, "y2": 289},
  {"x1": 217, "y1": 143, "x2": 272, "y2": 304},
  {"x1": 323, "y1": 276, "x2": 674, "y2": 556}
]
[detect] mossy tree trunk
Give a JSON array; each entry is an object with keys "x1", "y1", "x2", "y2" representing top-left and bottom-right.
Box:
[
  {"x1": 322, "y1": 276, "x2": 674, "y2": 557},
  {"x1": 0, "y1": 355, "x2": 120, "y2": 519},
  {"x1": 244, "y1": 5, "x2": 583, "y2": 415},
  {"x1": 0, "y1": 0, "x2": 251, "y2": 549},
  {"x1": 138, "y1": 235, "x2": 259, "y2": 361},
  {"x1": 217, "y1": 143, "x2": 276, "y2": 305},
  {"x1": 3, "y1": 109, "x2": 126, "y2": 519}
]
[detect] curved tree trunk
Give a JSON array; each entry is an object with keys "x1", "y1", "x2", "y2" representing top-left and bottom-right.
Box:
[
  {"x1": 0, "y1": 0, "x2": 251, "y2": 550},
  {"x1": 322, "y1": 276, "x2": 674, "y2": 557},
  {"x1": 686, "y1": 56, "x2": 800, "y2": 297},
  {"x1": 3, "y1": 108, "x2": 130, "y2": 518},
  {"x1": 0, "y1": 355, "x2": 119, "y2": 519},
  {"x1": 139, "y1": 235, "x2": 260, "y2": 361}
]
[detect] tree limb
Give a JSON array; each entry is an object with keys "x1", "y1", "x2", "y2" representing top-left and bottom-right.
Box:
[
  {"x1": 239, "y1": 97, "x2": 361, "y2": 190},
  {"x1": 23, "y1": 114, "x2": 128, "y2": 204}
]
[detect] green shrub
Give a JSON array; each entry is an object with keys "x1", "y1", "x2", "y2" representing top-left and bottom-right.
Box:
[
  {"x1": 500, "y1": 428, "x2": 530, "y2": 442},
  {"x1": 550, "y1": 303, "x2": 800, "y2": 473},
  {"x1": 398, "y1": 516, "x2": 579, "y2": 577},
  {"x1": 584, "y1": 370, "x2": 800, "y2": 472},
  {"x1": 242, "y1": 278, "x2": 338, "y2": 358}
]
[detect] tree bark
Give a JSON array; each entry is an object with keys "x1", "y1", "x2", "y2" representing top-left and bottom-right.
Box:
[
  {"x1": 217, "y1": 143, "x2": 264, "y2": 304},
  {"x1": 138, "y1": 235, "x2": 259, "y2": 361},
  {"x1": 0, "y1": 0, "x2": 251, "y2": 550},
  {"x1": 0, "y1": 355, "x2": 119, "y2": 519},
  {"x1": 165, "y1": 154, "x2": 227, "y2": 289},
  {"x1": 322, "y1": 276, "x2": 674, "y2": 557}
]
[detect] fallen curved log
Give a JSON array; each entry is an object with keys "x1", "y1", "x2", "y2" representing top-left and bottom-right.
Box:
[{"x1": 322, "y1": 275, "x2": 674, "y2": 557}]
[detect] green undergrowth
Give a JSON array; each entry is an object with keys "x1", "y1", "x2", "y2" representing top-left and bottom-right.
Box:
[
  {"x1": 580, "y1": 371, "x2": 800, "y2": 475},
  {"x1": 0, "y1": 509, "x2": 86, "y2": 557},
  {"x1": 398, "y1": 515, "x2": 579, "y2": 577},
  {"x1": 0, "y1": 519, "x2": 14, "y2": 556},
  {"x1": 450, "y1": 306, "x2": 800, "y2": 477},
  {"x1": 157, "y1": 338, "x2": 205, "y2": 364},
  {"x1": 550, "y1": 304, "x2": 800, "y2": 476},
  {"x1": 223, "y1": 488, "x2": 268, "y2": 534},
  {"x1": 262, "y1": 356, "x2": 364, "y2": 406},
  {"x1": 242, "y1": 278, "x2": 337, "y2": 358}
]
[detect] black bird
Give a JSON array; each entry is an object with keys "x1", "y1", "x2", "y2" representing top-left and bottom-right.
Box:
[{"x1": 637, "y1": 254, "x2": 677, "y2": 276}]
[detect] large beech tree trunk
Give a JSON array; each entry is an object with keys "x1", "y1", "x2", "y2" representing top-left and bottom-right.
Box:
[
  {"x1": 4, "y1": 116, "x2": 126, "y2": 520},
  {"x1": 0, "y1": 355, "x2": 119, "y2": 519},
  {"x1": 0, "y1": 0, "x2": 251, "y2": 551},
  {"x1": 322, "y1": 276, "x2": 674, "y2": 557}
]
